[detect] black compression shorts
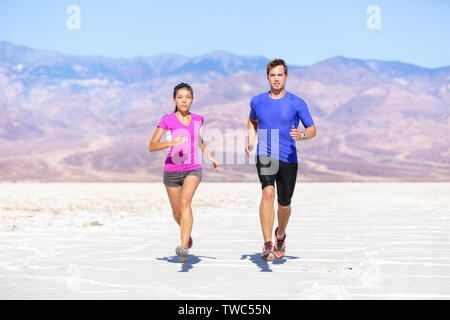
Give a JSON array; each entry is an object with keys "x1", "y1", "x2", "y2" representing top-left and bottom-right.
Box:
[{"x1": 256, "y1": 155, "x2": 298, "y2": 206}]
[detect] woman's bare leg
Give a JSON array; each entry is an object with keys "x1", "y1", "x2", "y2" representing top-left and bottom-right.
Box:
[
  {"x1": 179, "y1": 175, "x2": 201, "y2": 248},
  {"x1": 164, "y1": 185, "x2": 183, "y2": 225}
]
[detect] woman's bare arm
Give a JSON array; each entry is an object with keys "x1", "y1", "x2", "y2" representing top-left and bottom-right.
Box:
[
  {"x1": 198, "y1": 136, "x2": 219, "y2": 172},
  {"x1": 148, "y1": 127, "x2": 186, "y2": 152}
]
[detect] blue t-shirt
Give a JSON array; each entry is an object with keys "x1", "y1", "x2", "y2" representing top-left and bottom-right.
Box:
[{"x1": 249, "y1": 91, "x2": 314, "y2": 163}]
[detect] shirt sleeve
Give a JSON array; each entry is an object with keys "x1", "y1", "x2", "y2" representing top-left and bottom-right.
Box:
[
  {"x1": 296, "y1": 99, "x2": 314, "y2": 128},
  {"x1": 157, "y1": 115, "x2": 168, "y2": 130},
  {"x1": 249, "y1": 97, "x2": 257, "y2": 120}
]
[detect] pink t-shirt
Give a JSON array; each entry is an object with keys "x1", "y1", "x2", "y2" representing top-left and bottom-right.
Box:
[{"x1": 157, "y1": 112, "x2": 204, "y2": 172}]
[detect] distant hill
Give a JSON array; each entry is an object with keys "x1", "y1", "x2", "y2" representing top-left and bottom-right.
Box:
[
  {"x1": 0, "y1": 41, "x2": 449, "y2": 182},
  {"x1": 0, "y1": 41, "x2": 277, "y2": 84}
]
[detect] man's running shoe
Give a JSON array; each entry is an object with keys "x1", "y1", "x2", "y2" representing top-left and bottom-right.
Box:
[
  {"x1": 273, "y1": 227, "x2": 286, "y2": 259},
  {"x1": 260, "y1": 241, "x2": 274, "y2": 261},
  {"x1": 188, "y1": 236, "x2": 193, "y2": 249},
  {"x1": 175, "y1": 245, "x2": 189, "y2": 263}
]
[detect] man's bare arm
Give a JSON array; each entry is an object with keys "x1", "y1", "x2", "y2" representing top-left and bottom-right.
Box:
[
  {"x1": 245, "y1": 118, "x2": 258, "y2": 156},
  {"x1": 289, "y1": 124, "x2": 316, "y2": 140}
]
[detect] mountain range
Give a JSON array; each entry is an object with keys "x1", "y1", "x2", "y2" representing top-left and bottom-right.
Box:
[{"x1": 0, "y1": 41, "x2": 449, "y2": 182}]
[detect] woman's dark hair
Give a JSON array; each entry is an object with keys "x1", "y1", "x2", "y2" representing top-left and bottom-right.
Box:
[{"x1": 173, "y1": 82, "x2": 193, "y2": 112}]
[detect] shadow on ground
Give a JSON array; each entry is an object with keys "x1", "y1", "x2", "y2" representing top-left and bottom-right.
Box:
[
  {"x1": 240, "y1": 253, "x2": 300, "y2": 272},
  {"x1": 157, "y1": 255, "x2": 216, "y2": 272}
]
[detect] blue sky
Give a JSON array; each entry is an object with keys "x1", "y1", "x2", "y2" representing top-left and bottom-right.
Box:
[{"x1": 1, "y1": 0, "x2": 449, "y2": 68}]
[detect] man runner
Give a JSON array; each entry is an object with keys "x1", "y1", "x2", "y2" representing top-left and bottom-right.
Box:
[{"x1": 245, "y1": 59, "x2": 316, "y2": 260}]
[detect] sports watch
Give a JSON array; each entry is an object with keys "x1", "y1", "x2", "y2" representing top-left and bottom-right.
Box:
[{"x1": 301, "y1": 132, "x2": 307, "y2": 139}]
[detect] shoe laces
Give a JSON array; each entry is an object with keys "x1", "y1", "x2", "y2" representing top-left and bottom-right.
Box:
[
  {"x1": 264, "y1": 241, "x2": 272, "y2": 251},
  {"x1": 275, "y1": 236, "x2": 285, "y2": 250}
]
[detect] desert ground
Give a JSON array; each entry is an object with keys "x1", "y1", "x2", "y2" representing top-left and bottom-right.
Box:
[{"x1": 0, "y1": 182, "x2": 449, "y2": 299}]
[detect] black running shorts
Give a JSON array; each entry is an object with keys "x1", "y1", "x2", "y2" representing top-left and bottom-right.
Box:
[
  {"x1": 163, "y1": 169, "x2": 202, "y2": 187},
  {"x1": 255, "y1": 155, "x2": 298, "y2": 206}
]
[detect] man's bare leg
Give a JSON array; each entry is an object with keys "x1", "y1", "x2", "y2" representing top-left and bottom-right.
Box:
[
  {"x1": 260, "y1": 186, "x2": 276, "y2": 242},
  {"x1": 276, "y1": 203, "x2": 291, "y2": 236}
]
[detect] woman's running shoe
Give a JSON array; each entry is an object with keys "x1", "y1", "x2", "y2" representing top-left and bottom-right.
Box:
[{"x1": 175, "y1": 245, "x2": 189, "y2": 263}]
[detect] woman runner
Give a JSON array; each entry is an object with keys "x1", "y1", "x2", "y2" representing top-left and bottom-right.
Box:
[{"x1": 149, "y1": 83, "x2": 219, "y2": 262}]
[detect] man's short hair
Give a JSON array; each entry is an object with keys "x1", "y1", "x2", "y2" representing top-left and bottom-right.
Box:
[{"x1": 266, "y1": 59, "x2": 288, "y2": 75}]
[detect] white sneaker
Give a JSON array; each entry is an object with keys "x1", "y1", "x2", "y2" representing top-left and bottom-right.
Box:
[{"x1": 175, "y1": 245, "x2": 189, "y2": 263}]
